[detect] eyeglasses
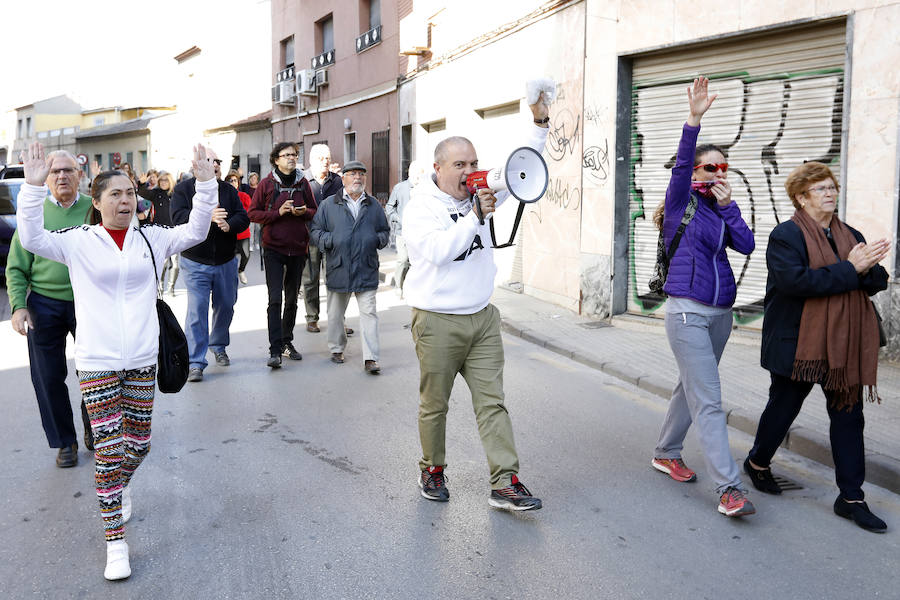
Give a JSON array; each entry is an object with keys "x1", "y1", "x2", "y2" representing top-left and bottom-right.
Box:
[
  {"x1": 50, "y1": 168, "x2": 78, "y2": 176},
  {"x1": 212, "y1": 159, "x2": 223, "y2": 165},
  {"x1": 694, "y1": 163, "x2": 728, "y2": 173},
  {"x1": 805, "y1": 184, "x2": 837, "y2": 195},
  {"x1": 279, "y1": 153, "x2": 298, "y2": 159},
  {"x1": 345, "y1": 171, "x2": 366, "y2": 178}
]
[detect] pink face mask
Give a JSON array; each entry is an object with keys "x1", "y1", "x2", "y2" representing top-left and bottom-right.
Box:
[{"x1": 691, "y1": 180, "x2": 717, "y2": 197}]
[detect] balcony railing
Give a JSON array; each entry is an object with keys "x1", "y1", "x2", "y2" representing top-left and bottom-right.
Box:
[
  {"x1": 275, "y1": 65, "x2": 295, "y2": 83},
  {"x1": 311, "y1": 49, "x2": 335, "y2": 69},
  {"x1": 356, "y1": 25, "x2": 382, "y2": 53}
]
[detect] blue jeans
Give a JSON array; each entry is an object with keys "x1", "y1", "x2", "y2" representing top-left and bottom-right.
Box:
[{"x1": 180, "y1": 256, "x2": 239, "y2": 370}]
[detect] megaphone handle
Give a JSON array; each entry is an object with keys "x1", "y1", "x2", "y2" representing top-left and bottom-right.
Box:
[{"x1": 472, "y1": 194, "x2": 485, "y2": 225}]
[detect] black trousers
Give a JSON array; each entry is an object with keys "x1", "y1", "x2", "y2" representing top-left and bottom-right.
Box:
[
  {"x1": 26, "y1": 292, "x2": 88, "y2": 448},
  {"x1": 263, "y1": 248, "x2": 305, "y2": 354},
  {"x1": 748, "y1": 372, "x2": 866, "y2": 501}
]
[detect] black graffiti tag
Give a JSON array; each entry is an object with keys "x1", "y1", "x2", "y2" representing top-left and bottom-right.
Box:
[
  {"x1": 547, "y1": 108, "x2": 581, "y2": 162},
  {"x1": 582, "y1": 139, "x2": 610, "y2": 184},
  {"x1": 543, "y1": 176, "x2": 581, "y2": 211}
]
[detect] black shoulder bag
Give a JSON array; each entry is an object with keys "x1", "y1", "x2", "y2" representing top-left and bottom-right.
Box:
[
  {"x1": 648, "y1": 195, "x2": 698, "y2": 295},
  {"x1": 138, "y1": 228, "x2": 190, "y2": 393}
]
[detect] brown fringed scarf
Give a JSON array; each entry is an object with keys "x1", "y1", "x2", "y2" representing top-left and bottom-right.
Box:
[{"x1": 790, "y1": 209, "x2": 880, "y2": 409}]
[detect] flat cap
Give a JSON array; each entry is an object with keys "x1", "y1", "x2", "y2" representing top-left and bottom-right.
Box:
[{"x1": 341, "y1": 160, "x2": 367, "y2": 174}]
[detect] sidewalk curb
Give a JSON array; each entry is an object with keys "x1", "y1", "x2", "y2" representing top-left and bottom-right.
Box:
[{"x1": 501, "y1": 316, "x2": 900, "y2": 497}]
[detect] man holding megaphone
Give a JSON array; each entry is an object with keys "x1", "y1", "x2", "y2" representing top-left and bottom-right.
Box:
[{"x1": 403, "y1": 86, "x2": 552, "y2": 512}]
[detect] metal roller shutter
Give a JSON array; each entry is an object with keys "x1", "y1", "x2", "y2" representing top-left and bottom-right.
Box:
[{"x1": 627, "y1": 19, "x2": 847, "y2": 328}]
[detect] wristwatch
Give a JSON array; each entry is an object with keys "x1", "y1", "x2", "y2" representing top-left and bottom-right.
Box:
[{"x1": 534, "y1": 117, "x2": 550, "y2": 124}]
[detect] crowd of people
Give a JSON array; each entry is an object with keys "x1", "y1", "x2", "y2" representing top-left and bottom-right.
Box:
[{"x1": 5, "y1": 79, "x2": 891, "y2": 581}]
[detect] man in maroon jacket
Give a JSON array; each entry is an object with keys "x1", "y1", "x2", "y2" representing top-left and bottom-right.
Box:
[{"x1": 248, "y1": 142, "x2": 317, "y2": 368}]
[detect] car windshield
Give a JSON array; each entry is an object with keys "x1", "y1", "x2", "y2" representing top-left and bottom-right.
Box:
[
  {"x1": 0, "y1": 182, "x2": 22, "y2": 215},
  {"x1": 1, "y1": 165, "x2": 25, "y2": 179}
]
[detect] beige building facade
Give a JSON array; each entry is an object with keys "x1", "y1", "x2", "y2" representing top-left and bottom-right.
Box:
[{"x1": 397, "y1": 0, "x2": 900, "y2": 352}]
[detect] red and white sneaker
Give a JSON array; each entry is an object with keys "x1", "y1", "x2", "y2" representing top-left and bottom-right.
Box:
[
  {"x1": 489, "y1": 475, "x2": 542, "y2": 511},
  {"x1": 651, "y1": 457, "x2": 697, "y2": 482},
  {"x1": 718, "y1": 487, "x2": 756, "y2": 517}
]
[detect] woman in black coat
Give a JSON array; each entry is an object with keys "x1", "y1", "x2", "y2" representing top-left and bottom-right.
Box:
[
  {"x1": 139, "y1": 171, "x2": 179, "y2": 292},
  {"x1": 745, "y1": 161, "x2": 890, "y2": 532}
]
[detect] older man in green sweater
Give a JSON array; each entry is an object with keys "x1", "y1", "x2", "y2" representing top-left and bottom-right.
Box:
[{"x1": 6, "y1": 150, "x2": 93, "y2": 468}]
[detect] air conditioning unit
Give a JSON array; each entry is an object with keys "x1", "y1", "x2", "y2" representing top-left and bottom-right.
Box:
[
  {"x1": 315, "y1": 69, "x2": 329, "y2": 87},
  {"x1": 297, "y1": 69, "x2": 317, "y2": 96},
  {"x1": 275, "y1": 80, "x2": 295, "y2": 105}
]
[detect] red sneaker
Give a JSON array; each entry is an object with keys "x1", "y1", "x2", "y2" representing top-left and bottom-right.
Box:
[
  {"x1": 651, "y1": 457, "x2": 697, "y2": 482},
  {"x1": 718, "y1": 487, "x2": 756, "y2": 517}
]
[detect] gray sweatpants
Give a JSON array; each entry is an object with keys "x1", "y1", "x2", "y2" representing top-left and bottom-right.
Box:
[{"x1": 654, "y1": 310, "x2": 744, "y2": 495}]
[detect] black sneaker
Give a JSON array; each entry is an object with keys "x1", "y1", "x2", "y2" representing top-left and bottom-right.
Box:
[
  {"x1": 282, "y1": 343, "x2": 302, "y2": 361},
  {"x1": 834, "y1": 496, "x2": 887, "y2": 533},
  {"x1": 267, "y1": 353, "x2": 282, "y2": 369},
  {"x1": 214, "y1": 351, "x2": 230, "y2": 367},
  {"x1": 744, "y1": 457, "x2": 782, "y2": 495},
  {"x1": 419, "y1": 466, "x2": 450, "y2": 502},
  {"x1": 489, "y1": 475, "x2": 542, "y2": 511}
]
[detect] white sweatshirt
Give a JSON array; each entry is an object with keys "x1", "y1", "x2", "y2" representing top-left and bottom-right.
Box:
[
  {"x1": 403, "y1": 124, "x2": 549, "y2": 314},
  {"x1": 17, "y1": 179, "x2": 218, "y2": 371}
]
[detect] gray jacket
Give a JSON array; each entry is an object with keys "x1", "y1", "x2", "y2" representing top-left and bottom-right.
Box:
[
  {"x1": 309, "y1": 192, "x2": 390, "y2": 293},
  {"x1": 385, "y1": 179, "x2": 411, "y2": 235}
]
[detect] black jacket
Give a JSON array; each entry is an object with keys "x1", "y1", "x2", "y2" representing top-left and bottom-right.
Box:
[
  {"x1": 761, "y1": 219, "x2": 888, "y2": 377},
  {"x1": 138, "y1": 186, "x2": 174, "y2": 226},
  {"x1": 171, "y1": 178, "x2": 249, "y2": 265},
  {"x1": 309, "y1": 192, "x2": 390, "y2": 293},
  {"x1": 304, "y1": 169, "x2": 344, "y2": 206}
]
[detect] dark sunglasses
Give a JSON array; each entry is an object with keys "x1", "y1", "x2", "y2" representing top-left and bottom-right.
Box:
[
  {"x1": 694, "y1": 162, "x2": 728, "y2": 173},
  {"x1": 213, "y1": 159, "x2": 223, "y2": 165}
]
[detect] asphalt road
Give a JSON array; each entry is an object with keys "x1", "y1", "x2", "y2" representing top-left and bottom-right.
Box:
[{"x1": 0, "y1": 270, "x2": 898, "y2": 599}]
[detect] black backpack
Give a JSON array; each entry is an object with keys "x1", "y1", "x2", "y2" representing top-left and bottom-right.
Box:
[{"x1": 648, "y1": 195, "x2": 697, "y2": 296}]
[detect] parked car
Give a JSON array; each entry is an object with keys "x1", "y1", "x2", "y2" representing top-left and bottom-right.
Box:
[
  {"x1": 0, "y1": 163, "x2": 24, "y2": 179},
  {"x1": 0, "y1": 178, "x2": 22, "y2": 285}
]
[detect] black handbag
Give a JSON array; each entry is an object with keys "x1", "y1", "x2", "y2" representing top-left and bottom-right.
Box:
[
  {"x1": 648, "y1": 195, "x2": 698, "y2": 295},
  {"x1": 138, "y1": 229, "x2": 190, "y2": 393}
]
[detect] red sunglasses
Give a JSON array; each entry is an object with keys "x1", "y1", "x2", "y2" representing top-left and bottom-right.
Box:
[{"x1": 694, "y1": 162, "x2": 728, "y2": 173}]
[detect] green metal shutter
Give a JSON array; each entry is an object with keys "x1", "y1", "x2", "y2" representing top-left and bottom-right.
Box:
[{"x1": 627, "y1": 19, "x2": 847, "y2": 327}]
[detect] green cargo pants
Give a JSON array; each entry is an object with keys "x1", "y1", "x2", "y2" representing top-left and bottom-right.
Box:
[{"x1": 411, "y1": 304, "x2": 519, "y2": 489}]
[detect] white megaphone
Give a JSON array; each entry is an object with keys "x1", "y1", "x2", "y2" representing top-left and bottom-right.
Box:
[{"x1": 465, "y1": 146, "x2": 548, "y2": 248}]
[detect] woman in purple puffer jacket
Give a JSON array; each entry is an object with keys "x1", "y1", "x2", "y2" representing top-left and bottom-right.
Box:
[{"x1": 649, "y1": 77, "x2": 757, "y2": 518}]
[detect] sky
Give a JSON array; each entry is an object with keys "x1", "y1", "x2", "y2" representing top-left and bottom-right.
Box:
[{"x1": 1, "y1": 0, "x2": 272, "y2": 113}]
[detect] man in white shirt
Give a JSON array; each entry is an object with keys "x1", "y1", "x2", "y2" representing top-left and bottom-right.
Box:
[{"x1": 403, "y1": 96, "x2": 550, "y2": 511}]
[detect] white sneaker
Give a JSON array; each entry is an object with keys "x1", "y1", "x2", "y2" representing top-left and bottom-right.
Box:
[
  {"x1": 239, "y1": 271, "x2": 248, "y2": 284},
  {"x1": 121, "y1": 486, "x2": 132, "y2": 524},
  {"x1": 104, "y1": 540, "x2": 131, "y2": 580}
]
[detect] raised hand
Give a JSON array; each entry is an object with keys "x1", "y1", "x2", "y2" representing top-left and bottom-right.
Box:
[
  {"x1": 192, "y1": 144, "x2": 216, "y2": 182},
  {"x1": 20, "y1": 142, "x2": 51, "y2": 186},
  {"x1": 687, "y1": 77, "x2": 717, "y2": 126},
  {"x1": 529, "y1": 91, "x2": 549, "y2": 127},
  {"x1": 90, "y1": 160, "x2": 101, "y2": 179}
]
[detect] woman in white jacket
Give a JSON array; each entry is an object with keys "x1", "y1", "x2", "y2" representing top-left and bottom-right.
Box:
[{"x1": 18, "y1": 142, "x2": 218, "y2": 580}]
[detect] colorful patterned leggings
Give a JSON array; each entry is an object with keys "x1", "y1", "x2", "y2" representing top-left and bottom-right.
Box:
[{"x1": 78, "y1": 365, "x2": 156, "y2": 542}]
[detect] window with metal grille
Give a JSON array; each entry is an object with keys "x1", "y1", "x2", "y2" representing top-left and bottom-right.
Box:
[{"x1": 371, "y1": 130, "x2": 390, "y2": 205}]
